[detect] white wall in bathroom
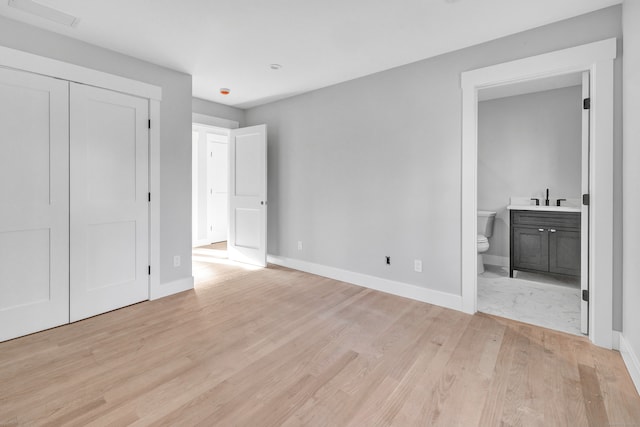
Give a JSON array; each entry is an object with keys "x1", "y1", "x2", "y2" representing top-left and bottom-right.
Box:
[{"x1": 478, "y1": 86, "x2": 583, "y2": 261}]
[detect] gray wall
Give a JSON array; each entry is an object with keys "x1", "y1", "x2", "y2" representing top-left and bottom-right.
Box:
[
  {"x1": 246, "y1": 6, "x2": 623, "y2": 327},
  {"x1": 192, "y1": 97, "x2": 246, "y2": 127},
  {"x1": 623, "y1": 0, "x2": 640, "y2": 378},
  {"x1": 478, "y1": 86, "x2": 582, "y2": 260},
  {"x1": 0, "y1": 15, "x2": 194, "y2": 286}
]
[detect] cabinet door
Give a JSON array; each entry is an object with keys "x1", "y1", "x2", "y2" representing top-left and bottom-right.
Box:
[
  {"x1": 513, "y1": 227, "x2": 549, "y2": 272},
  {"x1": 549, "y1": 229, "x2": 581, "y2": 276}
]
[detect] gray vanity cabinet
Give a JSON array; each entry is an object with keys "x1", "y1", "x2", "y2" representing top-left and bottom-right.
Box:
[{"x1": 510, "y1": 210, "x2": 580, "y2": 278}]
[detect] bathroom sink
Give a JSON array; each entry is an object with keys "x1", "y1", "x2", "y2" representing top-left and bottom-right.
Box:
[{"x1": 507, "y1": 205, "x2": 581, "y2": 213}]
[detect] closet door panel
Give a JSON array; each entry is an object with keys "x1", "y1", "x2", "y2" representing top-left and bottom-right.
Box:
[
  {"x1": 70, "y1": 83, "x2": 149, "y2": 322},
  {"x1": 0, "y1": 68, "x2": 69, "y2": 342}
]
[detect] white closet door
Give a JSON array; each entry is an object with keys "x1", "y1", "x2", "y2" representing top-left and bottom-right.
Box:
[
  {"x1": 0, "y1": 68, "x2": 69, "y2": 342},
  {"x1": 70, "y1": 83, "x2": 149, "y2": 322},
  {"x1": 228, "y1": 125, "x2": 267, "y2": 267}
]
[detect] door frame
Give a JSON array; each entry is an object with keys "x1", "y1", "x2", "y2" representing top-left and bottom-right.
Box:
[
  {"x1": 0, "y1": 45, "x2": 165, "y2": 299},
  {"x1": 461, "y1": 38, "x2": 617, "y2": 348}
]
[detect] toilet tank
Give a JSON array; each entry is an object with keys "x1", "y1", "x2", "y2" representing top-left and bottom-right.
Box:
[{"x1": 477, "y1": 210, "x2": 497, "y2": 238}]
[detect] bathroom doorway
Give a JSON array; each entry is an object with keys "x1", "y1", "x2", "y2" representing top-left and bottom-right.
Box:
[
  {"x1": 475, "y1": 72, "x2": 587, "y2": 335},
  {"x1": 460, "y1": 39, "x2": 616, "y2": 348}
]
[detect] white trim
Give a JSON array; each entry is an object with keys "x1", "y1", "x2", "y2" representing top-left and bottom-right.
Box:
[
  {"x1": 192, "y1": 238, "x2": 213, "y2": 248},
  {"x1": 612, "y1": 330, "x2": 620, "y2": 351},
  {"x1": 150, "y1": 276, "x2": 194, "y2": 300},
  {"x1": 0, "y1": 45, "x2": 162, "y2": 100},
  {"x1": 620, "y1": 334, "x2": 640, "y2": 396},
  {"x1": 267, "y1": 255, "x2": 462, "y2": 311},
  {"x1": 461, "y1": 38, "x2": 617, "y2": 348},
  {"x1": 192, "y1": 112, "x2": 239, "y2": 129},
  {"x1": 192, "y1": 122, "x2": 231, "y2": 136},
  {"x1": 149, "y1": 99, "x2": 161, "y2": 300},
  {"x1": 482, "y1": 255, "x2": 509, "y2": 268}
]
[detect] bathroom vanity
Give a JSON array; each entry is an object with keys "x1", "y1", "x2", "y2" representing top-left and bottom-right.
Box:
[{"x1": 508, "y1": 207, "x2": 581, "y2": 278}]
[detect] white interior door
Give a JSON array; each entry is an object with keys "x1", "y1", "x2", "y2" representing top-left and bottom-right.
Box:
[
  {"x1": 70, "y1": 83, "x2": 149, "y2": 322},
  {"x1": 580, "y1": 71, "x2": 590, "y2": 335},
  {"x1": 228, "y1": 124, "x2": 267, "y2": 267},
  {"x1": 0, "y1": 68, "x2": 69, "y2": 342},
  {"x1": 207, "y1": 134, "x2": 228, "y2": 243}
]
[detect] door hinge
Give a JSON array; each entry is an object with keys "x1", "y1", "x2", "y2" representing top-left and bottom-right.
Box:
[
  {"x1": 148, "y1": 119, "x2": 151, "y2": 129},
  {"x1": 582, "y1": 194, "x2": 590, "y2": 206},
  {"x1": 148, "y1": 192, "x2": 151, "y2": 202},
  {"x1": 582, "y1": 289, "x2": 589, "y2": 302},
  {"x1": 148, "y1": 265, "x2": 151, "y2": 275},
  {"x1": 583, "y1": 98, "x2": 591, "y2": 110}
]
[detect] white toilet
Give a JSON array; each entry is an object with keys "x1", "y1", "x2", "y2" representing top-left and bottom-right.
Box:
[{"x1": 477, "y1": 210, "x2": 496, "y2": 274}]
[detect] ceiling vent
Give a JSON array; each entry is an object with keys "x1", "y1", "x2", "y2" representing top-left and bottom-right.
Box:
[{"x1": 8, "y1": 0, "x2": 79, "y2": 27}]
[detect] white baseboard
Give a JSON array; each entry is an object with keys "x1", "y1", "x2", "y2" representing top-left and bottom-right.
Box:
[
  {"x1": 267, "y1": 255, "x2": 462, "y2": 312},
  {"x1": 483, "y1": 254, "x2": 509, "y2": 268},
  {"x1": 192, "y1": 239, "x2": 211, "y2": 248},
  {"x1": 150, "y1": 276, "x2": 194, "y2": 300},
  {"x1": 620, "y1": 334, "x2": 640, "y2": 396},
  {"x1": 612, "y1": 330, "x2": 621, "y2": 351}
]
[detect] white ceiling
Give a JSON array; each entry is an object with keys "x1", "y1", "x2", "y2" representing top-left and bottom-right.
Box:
[{"x1": 0, "y1": 0, "x2": 621, "y2": 109}]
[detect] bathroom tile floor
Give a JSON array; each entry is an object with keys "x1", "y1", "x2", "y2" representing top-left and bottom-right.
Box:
[{"x1": 478, "y1": 264, "x2": 582, "y2": 336}]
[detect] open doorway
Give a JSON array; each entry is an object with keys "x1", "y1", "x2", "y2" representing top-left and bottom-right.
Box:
[
  {"x1": 192, "y1": 123, "x2": 230, "y2": 249},
  {"x1": 475, "y1": 73, "x2": 586, "y2": 336},
  {"x1": 192, "y1": 121, "x2": 269, "y2": 272}
]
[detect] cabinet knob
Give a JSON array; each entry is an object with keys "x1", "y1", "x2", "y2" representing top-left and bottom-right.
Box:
[
  {"x1": 538, "y1": 228, "x2": 544, "y2": 232},
  {"x1": 549, "y1": 229, "x2": 557, "y2": 233}
]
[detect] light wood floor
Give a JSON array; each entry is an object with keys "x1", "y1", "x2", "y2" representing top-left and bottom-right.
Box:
[{"x1": 1, "y1": 243, "x2": 639, "y2": 426}]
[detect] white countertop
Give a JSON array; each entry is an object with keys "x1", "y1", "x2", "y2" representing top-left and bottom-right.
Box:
[{"x1": 507, "y1": 205, "x2": 581, "y2": 213}]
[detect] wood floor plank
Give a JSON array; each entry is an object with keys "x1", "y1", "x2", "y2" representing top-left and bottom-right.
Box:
[
  {"x1": 0, "y1": 243, "x2": 638, "y2": 426},
  {"x1": 578, "y1": 363, "x2": 610, "y2": 427},
  {"x1": 477, "y1": 320, "x2": 517, "y2": 426}
]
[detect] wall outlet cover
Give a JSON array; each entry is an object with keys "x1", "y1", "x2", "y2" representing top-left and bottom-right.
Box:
[
  {"x1": 173, "y1": 255, "x2": 181, "y2": 268},
  {"x1": 414, "y1": 260, "x2": 423, "y2": 273}
]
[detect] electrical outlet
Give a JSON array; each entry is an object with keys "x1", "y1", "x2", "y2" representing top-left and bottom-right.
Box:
[
  {"x1": 173, "y1": 255, "x2": 181, "y2": 268},
  {"x1": 297, "y1": 241, "x2": 303, "y2": 251},
  {"x1": 414, "y1": 259, "x2": 423, "y2": 273}
]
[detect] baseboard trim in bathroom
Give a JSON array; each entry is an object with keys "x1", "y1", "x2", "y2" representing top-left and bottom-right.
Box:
[{"x1": 482, "y1": 255, "x2": 509, "y2": 268}]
